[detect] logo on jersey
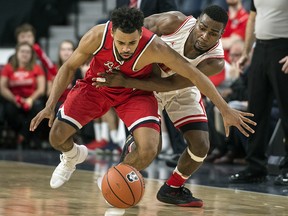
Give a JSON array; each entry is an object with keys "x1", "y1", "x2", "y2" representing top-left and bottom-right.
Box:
[
  {"x1": 104, "y1": 61, "x2": 120, "y2": 73},
  {"x1": 126, "y1": 171, "x2": 139, "y2": 182}
]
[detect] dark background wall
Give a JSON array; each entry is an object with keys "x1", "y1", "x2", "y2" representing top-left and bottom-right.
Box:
[{"x1": 0, "y1": 0, "x2": 77, "y2": 46}]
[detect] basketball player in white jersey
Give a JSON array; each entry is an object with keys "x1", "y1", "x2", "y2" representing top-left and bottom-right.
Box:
[{"x1": 94, "y1": 5, "x2": 232, "y2": 207}]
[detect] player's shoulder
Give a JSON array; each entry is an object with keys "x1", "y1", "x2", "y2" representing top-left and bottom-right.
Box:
[
  {"x1": 78, "y1": 24, "x2": 106, "y2": 53},
  {"x1": 146, "y1": 35, "x2": 172, "y2": 57},
  {"x1": 82, "y1": 24, "x2": 106, "y2": 42},
  {"x1": 158, "y1": 11, "x2": 188, "y2": 29}
]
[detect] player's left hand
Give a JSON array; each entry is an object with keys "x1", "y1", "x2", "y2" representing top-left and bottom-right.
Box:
[
  {"x1": 222, "y1": 108, "x2": 256, "y2": 137},
  {"x1": 92, "y1": 71, "x2": 127, "y2": 88},
  {"x1": 279, "y1": 56, "x2": 288, "y2": 74}
]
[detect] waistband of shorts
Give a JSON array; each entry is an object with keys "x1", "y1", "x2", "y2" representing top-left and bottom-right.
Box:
[{"x1": 256, "y1": 38, "x2": 288, "y2": 45}]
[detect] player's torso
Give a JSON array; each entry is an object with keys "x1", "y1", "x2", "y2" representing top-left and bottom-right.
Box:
[{"x1": 84, "y1": 21, "x2": 155, "y2": 96}]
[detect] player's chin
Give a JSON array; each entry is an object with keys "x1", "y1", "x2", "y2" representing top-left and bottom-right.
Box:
[
  {"x1": 120, "y1": 53, "x2": 132, "y2": 59},
  {"x1": 195, "y1": 45, "x2": 206, "y2": 52},
  {"x1": 195, "y1": 42, "x2": 207, "y2": 51}
]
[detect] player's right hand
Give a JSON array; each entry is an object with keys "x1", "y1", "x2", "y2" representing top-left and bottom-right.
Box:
[{"x1": 30, "y1": 107, "x2": 55, "y2": 131}]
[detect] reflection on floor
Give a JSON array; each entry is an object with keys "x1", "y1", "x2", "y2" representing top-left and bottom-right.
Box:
[{"x1": 1, "y1": 149, "x2": 288, "y2": 197}]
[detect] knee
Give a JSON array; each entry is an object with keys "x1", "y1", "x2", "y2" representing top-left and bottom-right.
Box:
[
  {"x1": 137, "y1": 137, "x2": 160, "y2": 162},
  {"x1": 49, "y1": 123, "x2": 70, "y2": 149},
  {"x1": 186, "y1": 133, "x2": 210, "y2": 157}
]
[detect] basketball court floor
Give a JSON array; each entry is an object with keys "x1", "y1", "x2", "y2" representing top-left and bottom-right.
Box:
[{"x1": 0, "y1": 149, "x2": 287, "y2": 216}]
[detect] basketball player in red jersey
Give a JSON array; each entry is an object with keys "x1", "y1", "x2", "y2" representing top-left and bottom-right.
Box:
[
  {"x1": 30, "y1": 7, "x2": 255, "y2": 191},
  {"x1": 94, "y1": 6, "x2": 252, "y2": 207}
]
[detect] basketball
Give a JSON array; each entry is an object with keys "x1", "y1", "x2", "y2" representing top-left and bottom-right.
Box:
[{"x1": 101, "y1": 163, "x2": 145, "y2": 208}]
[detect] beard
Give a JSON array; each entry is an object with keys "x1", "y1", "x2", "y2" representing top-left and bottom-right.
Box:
[
  {"x1": 119, "y1": 53, "x2": 133, "y2": 61},
  {"x1": 115, "y1": 49, "x2": 133, "y2": 61}
]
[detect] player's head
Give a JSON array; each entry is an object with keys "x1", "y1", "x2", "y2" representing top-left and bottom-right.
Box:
[
  {"x1": 193, "y1": 5, "x2": 228, "y2": 52},
  {"x1": 111, "y1": 7, "x2": 144, "y2": 60},
  {"x1": 15, "y1": 23, "x2": 36, "y2": 45}
]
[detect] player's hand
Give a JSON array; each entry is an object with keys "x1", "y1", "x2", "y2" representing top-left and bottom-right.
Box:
[
  {"x1": 30, "y1": 106, "x2": 55, "y2": 131},
  {"x1": 92, "y1": 71, "x2": 127, "y2": 88},
  {"x1": 221, "y1": 107, "x2": 256, "y2": 137},
  {"x1": 279, "y1": 56, "x2": 288, "y2": 74}
]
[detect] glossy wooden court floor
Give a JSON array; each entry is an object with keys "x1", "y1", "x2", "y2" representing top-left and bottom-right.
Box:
[{"x1": 1, "y1": 159, "x2": 288, "y2": 216}]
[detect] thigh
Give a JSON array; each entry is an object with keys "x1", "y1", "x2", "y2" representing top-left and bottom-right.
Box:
[
  {"x1": 165, "y1": 87, "x2": 207, "y2": 129},
  {"x1": 183, "y1": 130, "x2": 209, "y2": 148},
  {"x1": 115, "y1": 94, "x2": 160, "y2": 133},
  {"x1": 57, "y1": 80, "x2": 111, "y2": 130}
]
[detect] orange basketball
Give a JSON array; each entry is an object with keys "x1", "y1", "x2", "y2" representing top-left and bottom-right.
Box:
[{"x1": 101, "y1": 163, "x2": 145, "y2": 208}]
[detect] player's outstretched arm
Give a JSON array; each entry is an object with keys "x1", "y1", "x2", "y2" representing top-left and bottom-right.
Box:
[{"x1": 147, "y1": 37, "x2": 256, "y2": 137}]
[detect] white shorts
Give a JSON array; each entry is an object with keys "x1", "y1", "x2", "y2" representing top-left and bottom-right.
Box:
[{"x1": 154, "y1": 86, "x2": 207, "y2": 129}]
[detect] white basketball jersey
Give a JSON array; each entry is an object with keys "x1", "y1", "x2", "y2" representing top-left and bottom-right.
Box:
[
  {"x1": 155, "y1": 16, "x2": 224, "y2": 126},
  {"x1": 159, "y1": 16, "x2": 224, "y2": 78}
]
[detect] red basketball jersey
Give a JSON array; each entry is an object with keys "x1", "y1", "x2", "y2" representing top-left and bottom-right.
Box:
[{"x1": 83, "y1": 21, "x2": 156, "y2": 101}]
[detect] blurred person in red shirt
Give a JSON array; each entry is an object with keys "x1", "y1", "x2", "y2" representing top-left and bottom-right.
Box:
[{"x1": 0, "y1": 42, "x2": 46, "y2": 148}]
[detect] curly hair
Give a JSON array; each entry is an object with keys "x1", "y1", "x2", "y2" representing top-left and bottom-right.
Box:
[
  {"x1": 111, "y1": 7, "x2": 144, "y2": 33},
  {"x1": 201, "y1": 5, "x2": 228, "y2": 27}
]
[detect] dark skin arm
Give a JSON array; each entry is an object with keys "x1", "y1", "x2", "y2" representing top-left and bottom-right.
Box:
[
  {"x1": 93, "y1": 58, "x2": 224, "y2": 92},
  {"x1": 144, "y1": 11, "x2": 188, "y2": 36}
]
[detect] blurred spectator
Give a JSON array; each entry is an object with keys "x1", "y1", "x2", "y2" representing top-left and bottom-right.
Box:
[
  {"x1": 0, "y1": 42, "x2": 46, "y2": 148},
  {"x1": 221, "y1": 0, "x2": 248, "y2": 61},
  {"x1": 229, "y1": 0, "x2": 288, "y2": 185},
  {"x1": 13, "y1": 23, "x2": 57, "y2": 78}
]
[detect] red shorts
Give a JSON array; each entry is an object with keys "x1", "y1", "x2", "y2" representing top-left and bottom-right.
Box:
[{"x1": 57, "y1": 80, "x2": 160, "y2": 132}]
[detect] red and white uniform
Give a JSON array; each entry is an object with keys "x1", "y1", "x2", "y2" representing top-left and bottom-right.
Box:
[
  {"x1": 1, "y1": 63, "x2": 45, "y2": 98},
  {"x1": 155, "y1": 16, "x2": 224, "y2": 129},
  {"x1": 58, "y1": 21, "x2": 160, "y2": 132}
]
